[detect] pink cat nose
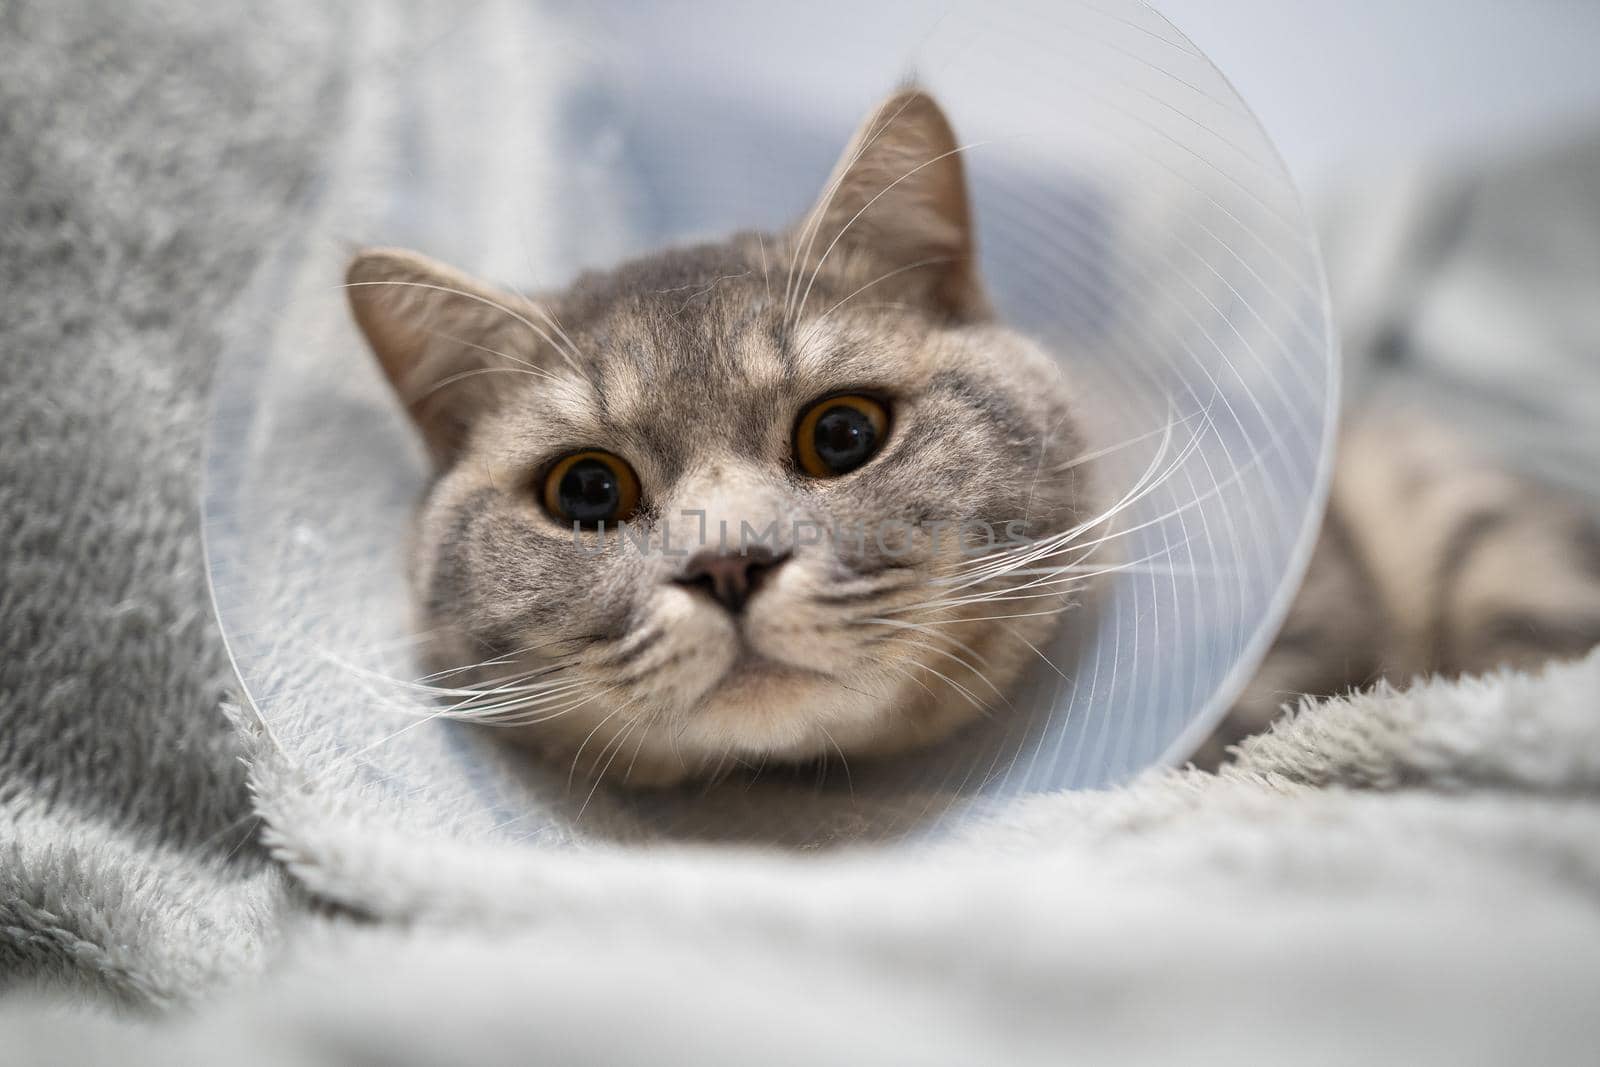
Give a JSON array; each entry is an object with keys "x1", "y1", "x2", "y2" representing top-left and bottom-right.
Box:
[{"x1": 675, "y1": 546, "x2": 790, "y2": 615}]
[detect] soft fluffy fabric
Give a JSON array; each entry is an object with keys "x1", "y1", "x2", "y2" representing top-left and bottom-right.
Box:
[
  {"x1": 0, "y1": 0, "x2": 339, "y2": 1005},
  {"x1": 4, "y1": 651, "x2": 1600, "y2": 1063},
  {"x1": 3, "y1": 2, "x2": 1599, "y2": 1061}
]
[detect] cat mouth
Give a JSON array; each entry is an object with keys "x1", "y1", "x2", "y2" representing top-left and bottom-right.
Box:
[{"x1": 705, "y1": 643, "x2": 833, "y2": 695}]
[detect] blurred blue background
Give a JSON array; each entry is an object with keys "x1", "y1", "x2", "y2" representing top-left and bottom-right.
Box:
[{"x1": 1157, "y1": 0, "x2": 1600, "y2": 198}]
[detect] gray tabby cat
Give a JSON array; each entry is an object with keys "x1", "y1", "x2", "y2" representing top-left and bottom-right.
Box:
[{"x1": 346, "y1": 89, "x2": 1600, "y2": 784}]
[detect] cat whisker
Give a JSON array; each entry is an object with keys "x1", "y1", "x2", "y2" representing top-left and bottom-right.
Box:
[
  {"x1": 881, "y1": 632, "x2": 1006, "y2": 703},
  {"x1": 695, "y1": 744, "x2": 741, "y2": 798},
  {"x1": 889, "y1": 558, "x2": 1094, "y2": 612},
  {"x1": 412, "y1": 366, "x2": 555, "y2": 406},
  {"x1": 320, "y1": 648, "x2": 577, "y2": 703},
  {"x1": 816, "y1": 255, "x2": 958, "y2": 323},
  {"x1": 947, "y1": 488, "x2": 1168, "y2": 592},
  {"x1": 379, "y1": 689, "x2": 587, "y2": 745},
  {"x1": 882, "y1": 660, "x2": 940, "y2": 705},
  {"x1": 475, "y1": 685, "x2": 619, "y2": 729},
  {"x1": 343, "y1": 279, "x2": 588, "y2": 381},
  {"x1": 409, "y1": 636, "x2": 572, "y2": 684},
  {"x1": 623, "y1": 707, "x2": 672, "y2": 786},
  {"x1": 952, "y1": 461, "x2": 1238, "y2": 589},
  {"x1": 443, "y1": 681, "x2": 593, "y2": 721},
  {"x1": 956, "y1": 391, "x2": 1220, "y2": 579},
  {"x1": 999, "y1": 622, "x2": 1073, "y2": 683},
  {"x1": 1045, "y1": 405, "x2": 1212, "y2": 475},
  {"x1": 404, "y1": 636, "x2": 606, "y2": 692},
  {"x1": 330, "y1": 669, "x2": 569, "y2": 765},
  {"x1": 753, "y1": 233, "x2": 772, "y2": 308},
  {"x1": 424, "y1": 327, "x2": 560, "y2": 381},
  {"x1": 461, "y1": 675, "x2": 610, "y2": 718},
  {"x1": 423, "y1": 672, "x2": 581, "y2": 707},
  {"x1": 898, "y1": 658, "x2": 992, "y2": 717},
  {"x1": 829, "y1": 300, "x2": 922, "y2": 315},
  {"x1": 898, "y1": 586, "x2": 1078, "y2": 616},
  {"x1": 370, "y1": 663, "x2": 575, "y2": 701},
  {"x1": 815, "y1": 723, "x2": 854, "y2": 798},
  {"x1": 661, "y1": 271, "x2": 751, "y2": 317},
  {"x1": 949, "y1": 397, "x2": 1201, "y2": 579},
  {"x1": 853, "y1": 615, "x2": 993, "y2": 668},
  {"x1": 884, "y1": 603, "x2": 1080, "y2": 631},
  {"x1": 577, "y1": 706, "x2": 645, "y2": 819},
  {"x1": 519, "y1": 296, "x2": 588, "y2": 374},
  {"x1": 926, "y1": 542, "x2": 1192, "y2": 614},
  {"x1": 566, "y1": 701, "x2": 634, "y2": 792},
  {"x1": 997, "y1": 561, "x2": 1202, "y2": 577}
]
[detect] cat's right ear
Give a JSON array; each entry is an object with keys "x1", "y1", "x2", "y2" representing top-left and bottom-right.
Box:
[
  {"x1": 797, "y1": 88, "x2": 988, "y2": 320},
  {"x1": 345, "y1": 248, "x2": 534, "y2": 465}
]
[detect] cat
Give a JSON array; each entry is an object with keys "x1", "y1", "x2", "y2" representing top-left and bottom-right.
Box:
[
  {"x1": 346, "y1": 88, "x2": 1600, "y2": 785},
  {"x1": 347, "y1": 91, "x2": 1092, "y2": 785}
]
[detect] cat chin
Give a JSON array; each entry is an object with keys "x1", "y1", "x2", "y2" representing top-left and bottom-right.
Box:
[
  {"x1": 505, "y1": 664, "x2": 1008, "y2": 790},
  {"x1": 494, "y1": 668, "x2": 936, "y2": 789},
  {"x1": 484, "y1": 600, "x2": 1061, "y2": 788},
  {"x1": 685, "y1": 671, "x2": 884, "y2": 752}
]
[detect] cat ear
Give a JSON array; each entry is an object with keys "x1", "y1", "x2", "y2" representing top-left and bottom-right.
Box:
[
  {"x1": 346, "y1": 247, "x2": 536, "y2": 465},
  {"x1": 799, "y1": 88, "x2": 987, "y2": 320}
]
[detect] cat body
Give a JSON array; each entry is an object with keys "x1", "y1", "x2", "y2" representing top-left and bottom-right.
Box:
[{"x1": 1206, "y1": 410, "x2": 1600, "y2": 766}]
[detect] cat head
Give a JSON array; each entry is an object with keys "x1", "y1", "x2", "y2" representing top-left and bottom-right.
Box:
[{"x1": 346, "y1": 89, "x2": 1091, "y2": 785}]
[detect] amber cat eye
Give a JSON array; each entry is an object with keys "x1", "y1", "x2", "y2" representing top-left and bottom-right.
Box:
[
  {"x1": 541, "y1": 450, "x2": 641, "y2": 527},
  {"x1": 794, "y1": 394, "x2": 890, "y2": 478}
]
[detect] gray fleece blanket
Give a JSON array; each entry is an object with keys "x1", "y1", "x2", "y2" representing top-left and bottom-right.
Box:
[{"x1": 3, "y1": 2, "x2": 1599, "y2": 1062}]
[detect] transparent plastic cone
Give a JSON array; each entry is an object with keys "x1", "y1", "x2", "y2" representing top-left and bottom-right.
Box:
[{"x1": 203, "y1": 0, "x2": 1336, "y2": 844}]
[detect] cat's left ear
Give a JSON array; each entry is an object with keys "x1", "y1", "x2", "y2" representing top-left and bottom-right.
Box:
[{"x1": 799, "y1": 88, "x2": 987, "y2": 320}]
